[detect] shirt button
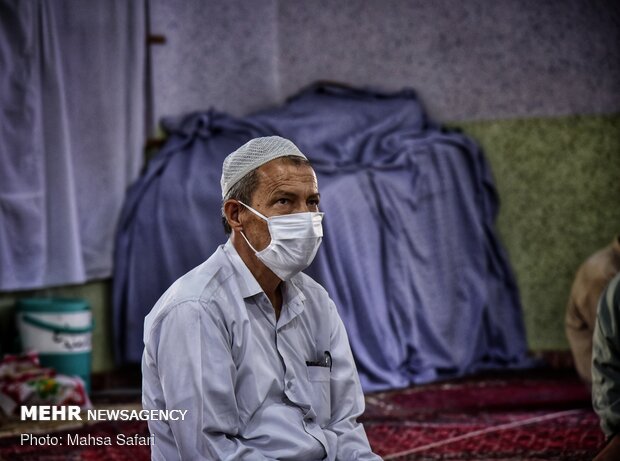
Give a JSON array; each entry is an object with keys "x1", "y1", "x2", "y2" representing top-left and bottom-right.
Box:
[{"x1": 287, "y1": 381, "x2": 293, "y2": 389}]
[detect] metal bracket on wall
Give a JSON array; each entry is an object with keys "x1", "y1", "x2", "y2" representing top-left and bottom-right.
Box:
[{"x1": 147, "y1": 35, "x2": 166, "y2": 45}]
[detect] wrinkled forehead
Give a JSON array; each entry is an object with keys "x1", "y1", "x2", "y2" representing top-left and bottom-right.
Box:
[{"x1": 255, "y1": 157, "x2": 318, "y2": 195}]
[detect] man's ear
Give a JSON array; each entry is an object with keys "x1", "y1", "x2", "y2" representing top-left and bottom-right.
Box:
[{"x1": 224, "y1": 200, "x2": 244, "y2": 233}]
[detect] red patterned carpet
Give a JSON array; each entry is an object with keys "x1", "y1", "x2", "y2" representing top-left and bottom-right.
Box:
[
  {"x1": 0, "y1": 370, "x2": 605, "y2": 460},
  {"x1": 362, "y1": 371, "x2": 604, "y2": 460}
]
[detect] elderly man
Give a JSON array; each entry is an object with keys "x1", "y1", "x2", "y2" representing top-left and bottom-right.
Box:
[
  {"x1": 592, "y1": 273, "x2": 620, "y2": 461},
  {"x1": 142, "y1": 136, "x2": 380, "y2": 460}
]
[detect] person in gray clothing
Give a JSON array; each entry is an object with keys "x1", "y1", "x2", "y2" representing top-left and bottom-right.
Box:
[{"x1": 592, "y1": 272, "x2": 620, "y2": 460}]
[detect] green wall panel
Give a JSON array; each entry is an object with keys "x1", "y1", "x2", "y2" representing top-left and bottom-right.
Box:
[{"x1": 454, "y1": 113, "x2": 620, "y2": 350}]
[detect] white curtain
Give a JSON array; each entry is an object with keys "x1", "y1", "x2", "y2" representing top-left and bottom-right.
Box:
[{"x1": 0, "y1": 0, "x2": 145, "y2": 290}]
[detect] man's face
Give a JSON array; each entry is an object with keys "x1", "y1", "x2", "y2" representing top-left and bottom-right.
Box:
[{"x1": 240, "y1": 158, "x2": 320, "y2": 252}]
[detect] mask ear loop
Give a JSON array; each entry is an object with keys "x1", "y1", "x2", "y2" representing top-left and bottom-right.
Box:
[
  {"x1": 236, "y1": 200, "x2": 267, "y2": 253},
  {"x1": 239, "y1": 231, "x2": 259, "y2": 253},
  {"x1": 237, "y1": 200, "x2": 269, "y2": 221}
]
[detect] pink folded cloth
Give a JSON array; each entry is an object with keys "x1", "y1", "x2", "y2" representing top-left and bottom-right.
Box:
[{"x1": 0, "y1": 352, "x2": 91, "y2": 416}]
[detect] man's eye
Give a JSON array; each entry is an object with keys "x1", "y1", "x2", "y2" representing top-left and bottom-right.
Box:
[{"x1": 277, "y1": 198, "x2": 289, "y2": 205}]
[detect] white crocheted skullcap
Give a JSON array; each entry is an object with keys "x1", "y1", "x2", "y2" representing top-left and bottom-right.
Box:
[{"x1": 221, "y1": 136, "x2": 307, "y2": 198}]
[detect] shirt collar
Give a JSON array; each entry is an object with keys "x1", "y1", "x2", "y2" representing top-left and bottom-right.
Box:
[
  {"x1": 282, "y1": 277, "x2": 307, "y2": 310},
  {"x1": 223, "y1": 239, "x2": 263, "y2": 299}
]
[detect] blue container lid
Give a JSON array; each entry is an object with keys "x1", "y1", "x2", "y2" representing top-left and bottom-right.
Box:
[{"x1": 17, "y1": 298, "x2": 90, "y2": 313}]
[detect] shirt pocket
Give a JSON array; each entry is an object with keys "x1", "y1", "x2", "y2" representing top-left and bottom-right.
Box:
[{"x1": 306, "y1": 366, "x2": 331, "y2": 427}]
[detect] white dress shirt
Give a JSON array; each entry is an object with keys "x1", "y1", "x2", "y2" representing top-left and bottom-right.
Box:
[{"x1": 142, "y1": 239, "x2": 381, "y2": 460}]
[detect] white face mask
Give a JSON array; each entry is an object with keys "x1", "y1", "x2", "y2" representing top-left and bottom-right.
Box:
[{"x1": 237, "y1": 201, "x2": 324, "y2": 281}]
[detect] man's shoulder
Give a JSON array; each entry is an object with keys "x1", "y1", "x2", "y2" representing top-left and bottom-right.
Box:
[
  {"x1": 166, "y1": 246, "x2": 233, "y2": 301},
  {"x1": 144, "y1": 245, "x2": 241, "y2": 332},
  {"x1": 580, "y1": 243, "x2": 620, "y2": 278}
]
